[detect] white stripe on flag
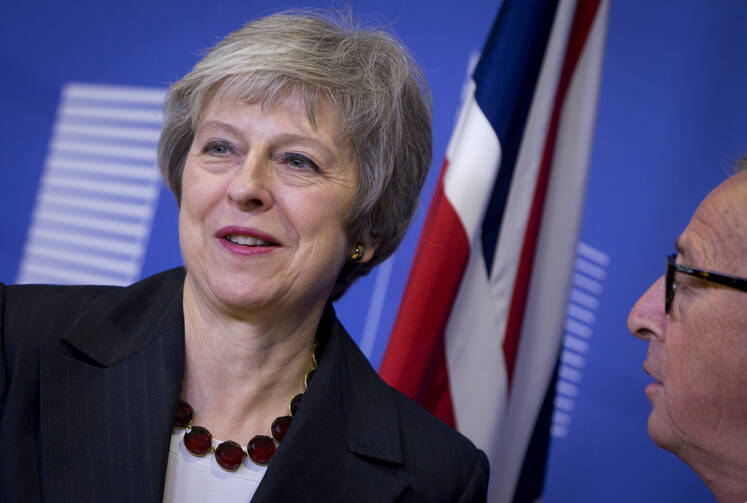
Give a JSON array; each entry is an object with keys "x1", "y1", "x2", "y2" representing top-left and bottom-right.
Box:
[
  {"x1": 443, "y1": 82, "x2": 502, "y2": 244},
  {"x1": 441, "y1": 81, "x2": 503, "y2": 456},
  {"x1": 444, "y1": 0, "x2": 579, "y2": 488},
  {"x1": 489, "y1": 2, "x2": 610, "y2": 501},
  {"x1": 445, "y1": 235, "x2": 507, "y2": 452}
]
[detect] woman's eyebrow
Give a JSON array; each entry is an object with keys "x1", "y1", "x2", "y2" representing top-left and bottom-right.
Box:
[
  {"x1": 195, "y1": 120, "x2": 243, "y2": 138},
  {"x1": 272, "y1": 133, "x2": 337, "y2": 157}
]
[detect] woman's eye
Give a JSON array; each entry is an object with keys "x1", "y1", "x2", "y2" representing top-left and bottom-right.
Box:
[
  {"x1": 281, "y1": 153, "x2": 320, "y2": 172},
  {"x1": 202, "y1": 141, "x2": 232, "y2": 156}
]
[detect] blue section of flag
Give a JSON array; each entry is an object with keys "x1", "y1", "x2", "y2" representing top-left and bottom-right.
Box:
[
  {"x1": 474, "y1": 0, "x2": 559, "y2": 271},
  {"x1": 512, "y1": 356, "x2": 560, "y2": 502}
]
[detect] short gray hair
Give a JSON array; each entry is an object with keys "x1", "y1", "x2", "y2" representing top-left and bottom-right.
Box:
[
  {"x1": 158, "y1": 10, "x2": 432, "y2": 299},
  {"x1": 735, "y1": 154, "x2": 747, "y2": 174}
]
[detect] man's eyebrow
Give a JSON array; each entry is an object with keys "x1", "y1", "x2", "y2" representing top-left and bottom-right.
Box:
[
  {"x1": 674, "y1": 238, "x2": 692, "y2": 262},
  {"x1": 674, "y1": 239, "x2": 684, "y2": 255}
]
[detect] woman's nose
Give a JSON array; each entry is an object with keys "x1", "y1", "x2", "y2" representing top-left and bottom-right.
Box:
[
  {"x1": 226, "y1": 154, "x2": 274, "y2": 211},
  {"x1": 627, "y1": 275, "x2": 666, "y2": 341}
]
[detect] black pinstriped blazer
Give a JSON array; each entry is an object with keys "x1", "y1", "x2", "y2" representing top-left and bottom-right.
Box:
[{"x1": 0, "y1": 267, "x2": 488, "y2": 502}]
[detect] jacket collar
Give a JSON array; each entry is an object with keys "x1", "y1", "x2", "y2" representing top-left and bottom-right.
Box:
[
  {"x1": 318, "y1": 304, "x2": 403, "y2": 463},
  {"x1": 60, "y1": 267, "x2": 187, "y2": 367},
  {"x1": 38, "y1": 268, "x2": 187, "y2": 501},
  {"x1": 251, "y1": 304, "x2": 409, "y2": 502}
]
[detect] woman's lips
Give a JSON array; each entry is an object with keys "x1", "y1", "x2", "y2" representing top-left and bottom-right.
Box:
[
  {"x1": 215, "y1": 226, "x2": 280, "y2": 243},
  {"x1": 215, "y1": 226, "x2": 281, "y2": 256}
]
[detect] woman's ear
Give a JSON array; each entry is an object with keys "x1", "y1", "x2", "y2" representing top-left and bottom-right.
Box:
[
  {"x1": 359, "y1": 242, "x2": 378, "y2": 263},
  {"x1": 347, "y1": 242, "x2": 379, "y2": 263}
]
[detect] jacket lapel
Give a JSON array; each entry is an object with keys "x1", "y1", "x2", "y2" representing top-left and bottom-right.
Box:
[
  {"x1": 251, "y1": 306, "x2": 410, "y2": 503},
  {"x1": 38, "y1": 268, "x2": 186, "y2": 502}
]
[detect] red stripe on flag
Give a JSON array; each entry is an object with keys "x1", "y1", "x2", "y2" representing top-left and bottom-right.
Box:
[
  {"x1": 502, "y1": 0, "x2": 602, "y2": 387},
  {"x1": 379, "y1": 159, "x2": 469, "y2": 427}
]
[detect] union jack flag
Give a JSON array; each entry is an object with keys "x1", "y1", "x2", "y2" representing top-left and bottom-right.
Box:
[{"x1": 380, "y1": 1, "x2": 610, "y2": 500}]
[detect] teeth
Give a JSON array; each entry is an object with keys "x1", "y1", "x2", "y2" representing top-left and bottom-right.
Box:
[{"x1": 226, "y1": 234, "x2": 270, "y2": 247}]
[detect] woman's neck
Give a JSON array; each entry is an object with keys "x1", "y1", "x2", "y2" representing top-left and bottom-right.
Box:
[{"x1": 179, "y1": 272, "x2": 321, "y2": 441}]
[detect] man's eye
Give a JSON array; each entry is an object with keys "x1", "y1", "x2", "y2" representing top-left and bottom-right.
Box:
[{"x1": 281, "y1": 153, "x2": 320, "y2": 172}]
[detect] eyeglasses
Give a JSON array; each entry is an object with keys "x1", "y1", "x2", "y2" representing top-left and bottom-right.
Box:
[{"x1": 665, "y1": 254, "x2": 747, "y2": 314}]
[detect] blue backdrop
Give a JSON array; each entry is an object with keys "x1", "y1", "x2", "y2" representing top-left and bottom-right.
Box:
[{"x1": 3, "y1": 1, "x2": 747, "y2": 501}]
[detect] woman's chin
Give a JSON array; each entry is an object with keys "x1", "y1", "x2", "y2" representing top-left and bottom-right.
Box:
[
  {"x1": 212, "y1": 283, "x2": 282, "y2": 313},
  {"x1": 186, "y1": 270, "x2": 274, "y2": 313}
]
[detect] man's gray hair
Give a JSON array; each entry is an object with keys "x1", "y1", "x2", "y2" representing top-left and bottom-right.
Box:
[
  {"x1": 735, "y1": 154, "x2": 747, "y2": 174},
  {"x1": 158, "y1": 10, "x2": 432, "y2": 298}
]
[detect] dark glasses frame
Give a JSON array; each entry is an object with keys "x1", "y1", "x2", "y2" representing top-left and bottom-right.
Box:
[{"x1": 665, "y1": 254, "x2": 747, "y2": 313}]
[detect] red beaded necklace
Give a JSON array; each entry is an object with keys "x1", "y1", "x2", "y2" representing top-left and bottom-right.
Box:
[{"x1": 172, "y1": 350, "x2": 317, "y2": 471}]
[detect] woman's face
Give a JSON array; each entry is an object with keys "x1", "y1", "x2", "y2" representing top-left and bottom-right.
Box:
[{"x1": 179, "y1": 91, "x2": 360, "y2": 317}]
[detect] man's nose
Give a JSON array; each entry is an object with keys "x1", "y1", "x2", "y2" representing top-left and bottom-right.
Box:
[{"x1": 627, "y1": 276, "x2": 667, "y2": 341}]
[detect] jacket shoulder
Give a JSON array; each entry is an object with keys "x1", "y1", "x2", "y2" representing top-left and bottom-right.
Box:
[
  {"x1": 330, "y1": 323, "x2": 488, "y2": 501},
  {"x1": 385, "y1": 378, "x2": 489, "y2": 500},
  {"x1": 1, "y1": 267, "x2": 185, "y2": 368},
  {"x1": 2, "y1": 282, "x2": 116, "y2": 350}
]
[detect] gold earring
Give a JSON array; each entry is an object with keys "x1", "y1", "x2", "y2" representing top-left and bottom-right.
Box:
[{"x1": 349, "y1": 244, "x2": 365, "y2": 262}]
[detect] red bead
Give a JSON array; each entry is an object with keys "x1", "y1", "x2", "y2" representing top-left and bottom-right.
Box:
[
  {"x1": 247, "y1": 435, "x2": 276, "y2": 464},
  {"x1": 271, "y1": 416, "x2": 292, "y2": 442},
  {"x1": 184, "y1": 426, "x2": 212, "y2": 455},
  {"x1": 290, "y1": 393, "x2": 303, "y2": 416},
  {"x1": 215, "y1": 440, "x2": 245, "y2": 470},
  {"x1": 174, "y1": 399, "x2": 193, "y2": 428}
]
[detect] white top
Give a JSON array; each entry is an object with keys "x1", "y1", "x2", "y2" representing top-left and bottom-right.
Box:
[{"x1": 162, "y1": 429, "x2": 268, "y2": 502}]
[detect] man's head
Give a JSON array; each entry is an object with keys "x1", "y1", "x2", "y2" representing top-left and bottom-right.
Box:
[{"x1": 627, "y1": 164, "x2": 747, "y2": 495}]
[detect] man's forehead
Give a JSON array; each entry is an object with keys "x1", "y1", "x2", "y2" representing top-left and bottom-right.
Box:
[{"x1": 679, "y1": 173, "x2": 747, "y2": 272}]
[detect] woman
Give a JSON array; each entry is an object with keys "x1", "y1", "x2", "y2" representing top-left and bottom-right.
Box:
[{"x1": 0, "y1": 11, "x2": 488, "y2": 502}]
